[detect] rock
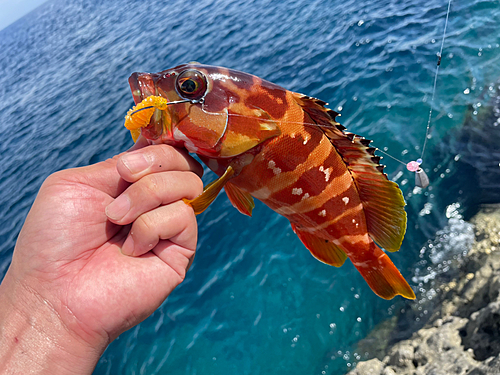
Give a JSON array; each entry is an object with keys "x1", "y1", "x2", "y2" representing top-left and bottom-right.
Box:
[
  {"x1": 386, "y1": 343, "x2": 414, "y2": 368},
  {"x1": 381, "y1": 368, "x2": 397, "y2": 375},
  {"x1": 347, "y1": 205, "x2": 500, "y2": 375},
  {"x1": 463, "y1": 301, "x2": 500, "y2": 361},
  {"x1": 347, "y1": 358, "x2": 385, "y2": 375}
]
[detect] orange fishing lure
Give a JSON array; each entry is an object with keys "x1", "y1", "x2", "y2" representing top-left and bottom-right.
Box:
[{"x1": 124, "y1": 63, "x2": 415, "y2": 300}]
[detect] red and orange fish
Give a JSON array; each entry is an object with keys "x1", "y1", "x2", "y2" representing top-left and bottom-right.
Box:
[{"x1": 124, "y1": 63, "x2": 415, "y2": 300}]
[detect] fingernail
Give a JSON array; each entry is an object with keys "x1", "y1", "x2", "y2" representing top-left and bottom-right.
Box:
[
  {"x1": 121, "y1": 235, "x2": 135, "y2": 256},
  {"x1": 106, "y1": 195, "x2": 131, "y2": 221},
  {"x1": 122, "y1": 152, "x2": 151, "y2": 174}
]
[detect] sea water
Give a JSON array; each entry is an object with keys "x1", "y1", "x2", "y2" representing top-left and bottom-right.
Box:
[{"x1": 0, "y1": 0, "x2": 499, "y2": 373}]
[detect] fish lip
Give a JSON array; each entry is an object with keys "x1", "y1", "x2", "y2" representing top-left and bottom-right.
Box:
[
  {"x1": 128, "y1": 72, "x2": 156, "y2": 104},
  {"x1": 128, "y1": 72, "x2": 143, "y2": 104},
  {"x1": 128, "y1": 72, "x2": 164, "y2": 139}
]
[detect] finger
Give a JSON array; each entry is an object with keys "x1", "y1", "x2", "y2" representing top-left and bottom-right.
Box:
[
  {"x1": 117, "y1": 144, "x2": 204, "y2": 182},
  {"x1": 49, "y1": 137, "x2": 159, "y2": 199},
  {"x1": 55, "y1": 136, "x2": 149, "y2": 198},
  {"x1": 151, "y1": 239, "x2": 196, "y2": 284},
  {"x1": 105, "y1": 171, "x2": 203, "y2": 224},
  {"x1": 121, "y1": 201, "x2": 198, "y2": 257}
]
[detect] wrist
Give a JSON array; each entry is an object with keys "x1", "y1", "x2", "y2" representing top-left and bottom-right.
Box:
[{"x1": 0, "y1": 271, "x2": 107, "y2": 375}]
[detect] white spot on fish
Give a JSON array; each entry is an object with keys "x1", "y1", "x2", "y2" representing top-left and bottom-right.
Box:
[
  {"x1": 353, "y1": 260, "x2": 370, "y2": 268},
  {"x1": 292, "y1": 188, "x2": 303, "y2": 195},
  {"x1": 342, "y1": 197, "x2": 349, "y2": 205},
  {"x1": 318, "y1": 209, "x2": 326, "y2": 217},
  {"x1": 352, "y1": 219, "x2": 356, "y2": 223},
  {"x1": 301, "y1": 193, "x2": 310, "y2": 201},
  {"x1": 267, "y1": 160, "x2": 281, "y2": 175},
  {"x1": 319, "y1": 166, "x2": 332, "y2": 182},
  {"x1": 211, "y1": 73, "x2": 242, "y2": 83},
  {"x1": 303, "y1": 134, "x2": 311, "y2": 145}
]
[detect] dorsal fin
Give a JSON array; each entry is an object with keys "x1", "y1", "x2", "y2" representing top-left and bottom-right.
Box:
[{"x1": 293, "y1": 93, "x2": 407, "y2": 252}]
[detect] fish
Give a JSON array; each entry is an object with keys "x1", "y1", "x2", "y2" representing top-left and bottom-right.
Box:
[{"x1": 124, "y1": 62, "x2": 416, "y2": 300}]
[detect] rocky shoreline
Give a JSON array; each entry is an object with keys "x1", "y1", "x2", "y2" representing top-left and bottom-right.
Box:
[{"x1": 348, "y1": 206, "x2": 500, "y2": 375}]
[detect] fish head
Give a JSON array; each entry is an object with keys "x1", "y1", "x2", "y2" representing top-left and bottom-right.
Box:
[{"x1": 128, "y1": 63, "x2": 281, "y2": 157}]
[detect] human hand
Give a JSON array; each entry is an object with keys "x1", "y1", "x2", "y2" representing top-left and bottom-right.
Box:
[{"x1": 0, "y1": 138, "x2": 203, "y2": 374}]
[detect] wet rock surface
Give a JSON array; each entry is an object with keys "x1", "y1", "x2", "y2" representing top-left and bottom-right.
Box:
[{"x1": 348, "y1": 206, "x2": 500, "y2": 375}]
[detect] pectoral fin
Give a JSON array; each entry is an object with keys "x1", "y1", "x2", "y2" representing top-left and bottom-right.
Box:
[
  {"x1": 183, "y1": 166, "x2": 235, "y2": 215},
  {"x1": 224, "y1": 182, "x2": 255, "y2": 216},
  {"x1": 291, "y1": 223, "x2": 347, "y2": 267}
]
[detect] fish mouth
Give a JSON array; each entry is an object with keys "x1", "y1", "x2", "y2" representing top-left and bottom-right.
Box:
[
  {"x1": 128, "y1": 72, "x2": 155, "y2": 104},
  {"x1": 128, "y1": 72, "x2": 171, "y2": 142}
]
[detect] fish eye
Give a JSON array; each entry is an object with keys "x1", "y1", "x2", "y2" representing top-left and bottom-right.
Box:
[{"x1": 176, "y1": 70, "x2": 207, "y2": 100}]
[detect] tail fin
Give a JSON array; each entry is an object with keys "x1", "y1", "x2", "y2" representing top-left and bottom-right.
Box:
[{"x1": 353, "y1": 243, "x2": 415, "y2": 300}]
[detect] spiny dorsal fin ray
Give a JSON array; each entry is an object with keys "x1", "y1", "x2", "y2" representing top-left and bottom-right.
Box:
[{"x1": 293, "y1": 93, "x2": 406, "y2": 252}]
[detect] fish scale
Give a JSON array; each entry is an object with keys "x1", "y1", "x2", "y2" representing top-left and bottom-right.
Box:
[{"x1": 125, "y1": 63, "x2": 415, "y2": 300}]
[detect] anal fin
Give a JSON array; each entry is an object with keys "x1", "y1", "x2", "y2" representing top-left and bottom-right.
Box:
[
  {"x1": 224, "y1": 182, "x2": 255, "y2": 216},
  {"x1": 183, "y1": 166, "x2": 235, "y2": 215},
  {"x1": 291, "y1": 223, "x2": 347, "y2": 267}
]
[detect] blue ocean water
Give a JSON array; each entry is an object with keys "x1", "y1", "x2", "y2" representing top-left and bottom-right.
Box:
[{"x1": 0, "y1": 0, "x2": 499, "y2": 373}]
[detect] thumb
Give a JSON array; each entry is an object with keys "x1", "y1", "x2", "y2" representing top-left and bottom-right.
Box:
[
  {"x1": 66, "y1": 137, "x2": 150, "y2": 198},
  {"x1": 71, "y1": 136, "x2": 150, "y2": 197}
]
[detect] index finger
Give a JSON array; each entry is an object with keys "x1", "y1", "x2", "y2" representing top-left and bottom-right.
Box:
[{"x1": 117, "y1": 144, "x2": 204, "y2": 183}]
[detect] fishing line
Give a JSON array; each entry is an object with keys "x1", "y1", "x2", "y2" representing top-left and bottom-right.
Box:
[
  {"x1": 420, "y1": 0, "x2": 452, "y2": 162},
  {"x1": 127, "y1": 0, "x2": 451, "y2": 190},
  {"x1": 130, "y1": 98, "x2": 196, "y2": 115},
  {"x1": 376, "y1": 149, "x2": 409, "y2": 167},
  {"x1": 388, "y1": 0, "x2": 452, "y2": 188},
  {"x1": 211, "y1": 0, "x2": 453, "y2": 189}
]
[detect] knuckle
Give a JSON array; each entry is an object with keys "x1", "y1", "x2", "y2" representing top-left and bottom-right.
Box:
[
  {"x1": 156, "y1": 144, "x2": 177, "y2": 164},
  {"x1": 52, "y1": 169, "x2": 73, "y2": 181},
  {"x1": 135, "y1": 213, "x2": 155, "y2": 233},
  {"x1": 139, "y1": 174, "x2": 165, "y2": 204},
  {"x1": 144, "y1": 173, "x2": 161, "y2": 193},
  {"x1": 44, "y1": 169, "x2": 78, "y2": 187},
  {"x1": 44, "y1": 170, "x2": 65, "y2": 186}
]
